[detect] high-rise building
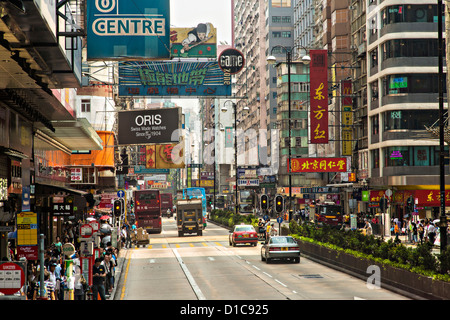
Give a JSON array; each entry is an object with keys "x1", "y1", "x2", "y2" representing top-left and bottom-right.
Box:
[{"x1": 366, "y1": 0, "x2": 447, "y2": 220}]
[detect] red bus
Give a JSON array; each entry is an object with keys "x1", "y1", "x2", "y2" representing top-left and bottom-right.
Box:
[
  {"x1": 161, "y1": 193, "x2": 173, "y2": 217},
  {"x1": 134, "y1": 189, "x2": 162, "y2": 233}
]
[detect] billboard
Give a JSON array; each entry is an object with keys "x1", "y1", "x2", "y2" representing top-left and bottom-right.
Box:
[
  {"x1": 289, "y1": 157, "x2": 347, "y2": 173},
  {"x1": 118, "y1": 60, "x2": 232, "y2": 97},
  {"x1": 145, "y1": 144, "x2": 185, "y2": 169},
  {"x1": 309, "y1": 50, "x2": 328, "y2": 144},
  {"x1": 86, "y1": 0, "x2": 170, "y2": 60},
  {"x1": 118, "y1": 108, "x2": 181, "y2": 145},
  {"x1": 170, "y1": 23, "x2": 217, "y2": 58}
]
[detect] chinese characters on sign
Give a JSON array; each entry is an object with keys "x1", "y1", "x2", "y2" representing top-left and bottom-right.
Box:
[
  {"x1": 309, "y1": 50, "x2": 328, "y2": 144},
  {"x1": 341, "y1": 80, "x2": 353, "y2": 156},
  {"x1": 289, "y1": 157, "x2": 347, "y2": 173},
  {"x1": 118, "y1": 61, "x2": 232, "y2": 97}
]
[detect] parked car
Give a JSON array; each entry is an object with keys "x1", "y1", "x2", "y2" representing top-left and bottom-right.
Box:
[
  {"x1": 261, "y1": 236, "x2": 300, "y2": 263},
  {"x1": 229, "y1": 224, "x2": 258, "y2": 246}
]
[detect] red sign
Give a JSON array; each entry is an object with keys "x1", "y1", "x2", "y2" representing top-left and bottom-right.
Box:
[
  {"x1": 309, "y1": 50, "x2": 328, "y2": 144},
  {"x1": 0, "y1": 262, "x2": 25, "y2": 295},
  {"x1": 289, "y1": 157, "x2": 347, "y2": 173},
  {"x1": 16, "y1": 246, "x2": 38, "y2": 260},
  {"x1": 80, "y1": 224, "x2": 94, "y2": 238},
  {"x1": 415, "y1": 190, "x2": 450, "y2": 206}
]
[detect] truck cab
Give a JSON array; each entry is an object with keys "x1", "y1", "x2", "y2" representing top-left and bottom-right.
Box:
[{"x1": 176, "y1": 198, "x2": 203, "y2": 237}]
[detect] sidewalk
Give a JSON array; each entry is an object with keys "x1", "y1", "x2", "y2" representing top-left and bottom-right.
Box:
[{"x1": 109, "y1": 246, "x2": 130, "y2": 300}]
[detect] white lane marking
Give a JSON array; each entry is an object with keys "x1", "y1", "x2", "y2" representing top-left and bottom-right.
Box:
[
  {"x1": 263, "y1": 272, "x2": 273, "y2": 278},
  {"x1": 149, "y1": 259, "x2": 156, "y2": 264},
  {"x1": 173, "y1": 248, "x2": 206, "y2": 300},
  {"x1": 275, "y1": 279, "x2": 287, "y2": 287},
  {"x1": 207, "y1": 257, "x2": 215, "y2": 261},
  {"x1": 253, "y1": 265, "x2": 261, "y2": 271}
]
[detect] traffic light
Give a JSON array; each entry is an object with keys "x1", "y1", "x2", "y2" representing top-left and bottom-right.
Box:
[
  {"x1": 114, "y1": 199, "x2": 122, "y2": 217},
  {"x1": 261, "y1": 194, "x2": 268, "y2": 211},
  {"x1": 275, "y1": 195, "x2": 284, "y2": 213},
  {"x1": 406, "y1": 196, "x2": 414, "y2": 213}
]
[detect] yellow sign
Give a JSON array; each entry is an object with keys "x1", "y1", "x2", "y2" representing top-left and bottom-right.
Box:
[{"x1": 17, "y1": 212, "x2": 38, "y2": 246}]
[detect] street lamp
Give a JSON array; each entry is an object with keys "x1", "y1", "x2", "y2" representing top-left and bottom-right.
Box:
[
  {"x1": 267, "y1": 45, "x2": 310, "y2": 220},
  {"x1": 221, "y1": 100, "x2": 249, "y2": 213},
  {"x1": 204, "y1": 122, "x2": 225, "y2": 211}
]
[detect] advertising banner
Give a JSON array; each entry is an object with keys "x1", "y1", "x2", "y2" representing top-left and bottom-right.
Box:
[
  {"x1": 309, "y1": 50, "x2": 328, "y2": 144},
  {"x1": 118, "y1": 61, "x2": 232, "y2": 97},
  {"x1": 289, "y1": 157, "x2": 347, "y2": 173},
  {"x1": 341, "y1": 80, "x2": 353, "y2": 156},
  {"x1": 118, "y1": 108, "x2": 181, "y2": 145},
  {"x1": 170, "y1": 23, "x2": 217, "y2": 58},
  {"x1": 17, "y1": 212, "x2": 38, "y2": 246},
  {"x1": 86, "y1": 0, "x2": 170, "y2": 60}
]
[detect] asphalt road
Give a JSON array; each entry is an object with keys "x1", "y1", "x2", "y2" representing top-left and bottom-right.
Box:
[{"x1": 114, "y1": 217, "x2": 410, "y2": 300}]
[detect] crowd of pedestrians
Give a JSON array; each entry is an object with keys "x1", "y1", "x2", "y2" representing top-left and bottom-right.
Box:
[{"x1": 2, "y1": 217, "x2": 121, "y2": 300}]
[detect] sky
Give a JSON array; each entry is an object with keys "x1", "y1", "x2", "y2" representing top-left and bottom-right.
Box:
[
  {"x1": 170, "y1": 0, "x2": 232, "y2": 45},
  {"x1": 169, "y1": 0, "x2": 233, "y2": 111}
]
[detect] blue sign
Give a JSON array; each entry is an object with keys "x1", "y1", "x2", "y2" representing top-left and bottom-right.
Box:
[
  {"x1": 118, "y1": 61, "x2": 232, "y2": 97},
  {"x1": 87, "y1": 0, "x2": 170, "y2": 60},
  {"x1": 277, "y1": 217, "x2": 283, "y2": 224},
  {"x1": 117, "y1": 190, "x2": 125, "y2": 198}
]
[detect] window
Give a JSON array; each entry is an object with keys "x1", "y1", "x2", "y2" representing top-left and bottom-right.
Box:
[
  {"x1": 272, "y1": 16, "x2": 281, "y2": 23},
  {"x1": 384, "y1": 146, "x2": 449, "y2": 167},
  {"x1": 382, "y1": 4, "x2": 440, "y2": 26},
  {"x1": 282, "y1": 31, "x2": 291, "y2": 38},
  {"x1": 273, "y1": 32, "x2": 281, "y2": 38},
  {"x1": 282, "y1": 16, "x2": 291, "y2": 23},
  {"x1": 371, "y1": 149, "x2": 379, "y2": 169},
  {"x1": 383, "y1": 110, "x2": 439, "y2": 131},
  {"x1": 272, "y1": 0, "x2": 291, "y2": 8},
  {"x1": 81, "y1": 99, "x2": 91, "y2": 113},
  {"x1": 382, "y1": 74, "x2": 446, "y2": 96},
  {"x1": 382, "y1": 39, "x2": 439, "y2": 60},
  {"x1": 371, "y1": 115, "x2": 379, "y2": 135}
]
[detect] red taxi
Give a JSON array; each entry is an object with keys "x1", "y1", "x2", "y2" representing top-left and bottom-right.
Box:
[{"x1": 229, "y1": 224, "x2": 258, "y2": 247}]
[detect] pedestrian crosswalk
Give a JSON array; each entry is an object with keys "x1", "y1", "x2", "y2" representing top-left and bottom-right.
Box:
[{"x1": 131, "y1": 241, "x2": 226, "y2": 249}]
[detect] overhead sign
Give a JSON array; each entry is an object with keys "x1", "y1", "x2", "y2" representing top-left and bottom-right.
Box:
[
  {"x1": 218, "y1": 48, "x2": 245, "y2": 75},
  {"x1": 118, "y1": 108, "x2": 181, "y2": 145},
  {"x1": 145, "y1": 144, "x2": 185, "y2": 169},
  {"x1": 289, "y1": 157, "x2": 348, "y2": 173},
  {"x1": 86, "y1": 0, "x2": 170, "y2": 60},
  {"x1": 170, "y1": 23, "x2": 217, "y2": 58},
  {"x1": 118, "y1": 61, "x2": 232, "y2": 97},
  {"x1": 309, "y1": 50, "x2": 328, "y2": 144}
]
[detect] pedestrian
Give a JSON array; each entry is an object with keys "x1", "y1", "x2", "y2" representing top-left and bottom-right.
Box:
[
  {"x1": 364, "y1": 220, "x2": 373, "y2": 236},
  {"x1": 92, "y1": 257, "x2": 107, "y2": 300},
  {"x1": 102, "y1": 251, "x2": 114, "y2": 296},
  {"x1": 48, "y1": 261, "x2": 59, "y2": 300},
  {"x1": 428, "y1": 222, "x2": 437, "y2": 245},
  {"x1": 73, "y1": 263, "x2": 86, "y2": 300},
  {"x1": 418, "y1": 220, "x2": 425, "y2": 244},
  {"x1": 269, "y1": 223, "x2": 277, "y2": 237},
  {"x1": 394, "y1": 223, "x2": 400, "y2": 243},
  {"x1": 121, "y1": 226, "x2": 127, "y2": 248},
  {"x1": 53, "y1": 236, "x2": 62, "y2": 256},
  {"x1": 411, "y1": 221, "x2": 418, "y2": 245},
  {"x1": 33, "y1": 269, "x2": 56, "y2": 300}
]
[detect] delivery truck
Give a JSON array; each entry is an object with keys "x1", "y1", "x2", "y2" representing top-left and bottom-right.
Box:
[{"x1": 176, "y1": 198, "x2": 204, "y2": 237}]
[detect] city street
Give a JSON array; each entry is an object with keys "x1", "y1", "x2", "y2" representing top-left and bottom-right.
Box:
[{"x1": 114, "y1": 217, "x2": 409, "y2": 300}]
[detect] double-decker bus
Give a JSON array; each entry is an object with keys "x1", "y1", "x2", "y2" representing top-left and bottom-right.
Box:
[
  {"x1": 239, "y1": 190, "x2": 255, "y2": 214},
  {"x1": 182, "y1": 187, "x2": 207, "y2": 224},
  {"x1": 134, "y1": 189, "x2": 162, "y2": 233},
  {"x1": 314, "y1": 202, "x2": 343, "y2": 227}
]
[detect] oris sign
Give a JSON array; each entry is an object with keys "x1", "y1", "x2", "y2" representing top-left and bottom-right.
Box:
[
  {"x1": 218, "y1": 48, "x2": 245, "y2": 75},
  {"x1": 118, "y1": 108, "x2": 181, "y2": 145}
]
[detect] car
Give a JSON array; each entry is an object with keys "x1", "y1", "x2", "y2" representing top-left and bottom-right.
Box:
[
  {"x1": 261, "y1": 236, "x2": 300, "y2": 263},
  {"x1": 229, "y1": 224, "x2": 258, "y2": 246}
]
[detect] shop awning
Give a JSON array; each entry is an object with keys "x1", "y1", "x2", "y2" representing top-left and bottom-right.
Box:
[{"x1": 34, "y1": 118, "x2": 104, "y2": 153}]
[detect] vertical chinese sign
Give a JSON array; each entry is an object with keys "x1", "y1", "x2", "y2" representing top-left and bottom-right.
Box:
[
  {"x1": 341, "y1": 80, "x2": 353, "y2": 156},
  {"x1": 309, "y1": 50, "x2": 328, "y2": 144}
]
